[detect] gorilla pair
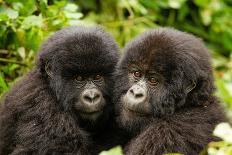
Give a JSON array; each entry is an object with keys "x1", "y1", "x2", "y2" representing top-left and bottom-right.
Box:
[{"x1": 0, "y1": 26, "x2": 226, "y2": 155}]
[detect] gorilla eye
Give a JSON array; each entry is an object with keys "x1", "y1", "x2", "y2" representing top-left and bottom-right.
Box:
[
  {"x1": 148, "y1": 77, "x2": 159, "y2": 86},
  {"x1": 75, "y1": 75, "x2": 83, "y2": 81},
  {"x1": 94, "y1": 74, "x2": 103, "y2": 81},
  {"x1": 133, "y1": 71, "x2": 142, "y2": 78}
]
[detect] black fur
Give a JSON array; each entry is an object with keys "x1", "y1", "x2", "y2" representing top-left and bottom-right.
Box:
[
  {"x1": 0, "y1": 26, "x2": 123, "y2": 155},
  {"x1": 113, "y1": 28, "x2": 227, "y2": 155}
]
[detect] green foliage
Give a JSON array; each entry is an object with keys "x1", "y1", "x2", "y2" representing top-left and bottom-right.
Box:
[
  {"x1": 205, "y1": 123, "x2": 232, "y2": 155},
  {"x1": 99, "y1": 146, "x2": 123, "y2": 155},
  {"x1": 0, "y1": 0, "x2": 84, "y2": 94}
]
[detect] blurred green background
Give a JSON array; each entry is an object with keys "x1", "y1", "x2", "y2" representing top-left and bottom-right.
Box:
[
  {"x1": 0, "y1": 0, "x2": 232, "y2": 154},
  {"x1": 3, "y1": 0, "x2": 232, "y2": 119}
]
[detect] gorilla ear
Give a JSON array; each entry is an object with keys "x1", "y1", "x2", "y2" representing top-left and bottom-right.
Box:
[
  {"x1": 185, "y1": 81, "x2": 196, "y2": 94},
  {"x1": 45, "y1": 63, "x2": 53, "y2": 78}
]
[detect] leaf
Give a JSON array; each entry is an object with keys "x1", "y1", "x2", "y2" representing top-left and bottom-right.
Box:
[
  {"x1": 215, "y1": 78, "x2": 232, "y2": 106},
  {"x1": 25, "y1": 28, "x2": 44, "y2": 51},
  {"x1": 63, "y1": 3, "x2": 83, "y2": 19},
  {"x1": 16, "y1": 28, "x2": 25, "y2": 45},
  {"x1": 17, "y1": 47, "x2": 26, "y2": 60},
  {"x1": 194, "y1": 0, "x2": 211, "y2": 7},
  {"x1": 64, "y1": 12, "x2": 83, "y2": 19},
  {"x1": 99, "y1": 146, "x2": 123, "y2": 155},
  {"x1": 64, "y1": 3, "x2": 78, "y2": 12},
  {"x1": 0, "y1": 73, "x2": 8, "y2": 93},
  {"x1": 213, "y1": 123, "x2": 232, "y2": 143},
  {"x1": 0, "y1": 7, "x2": 19, "y2": 19},
  {"x1": 16, "y1": 0, "x2": 36, "y2": 16},
  {"x1": 128, "y1": 0, "x2": 148, "y2": 15},
  {"x1": 21, "y1": 15, "x2": 43, "y2": 29},
  {"x1": 177, "y1": 4, "x2": 189, "y2": 21},
  {"x1": 200, "y1": 8, "x2": 212, "y2": 26},
  {"x1": 12, "y1": 2, "x2": 23, "y2": 11},
  {"x1": 168, "y1": 0, "x2": 186, "y2": 9},
  {"x1": 0, "y1": 14, "x2": 8, "y2": 21},
  {"x1": 39, "y1": 0, "x2": 48, "y2": 16}
]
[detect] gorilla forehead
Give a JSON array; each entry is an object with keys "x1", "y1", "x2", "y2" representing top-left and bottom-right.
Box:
[
  {"x1": 120, "y1": 28, "x2": 211, "y2": 74},
  {"x1": 37, "y1": 26, "x2": 119, "y2": 74}
]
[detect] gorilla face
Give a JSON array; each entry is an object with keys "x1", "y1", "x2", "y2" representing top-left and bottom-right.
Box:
[
  {"x1": 74, "y1": 75, "x2": 106, "y2": 120},
  {"x1": 48, "y1": 71, "x2": 109, "y2": 122},
  {"x1": 38, "y1": 26, "x2": 119, "y2": 124},
  {"x1": 122, "y1": 64, "x2": 162, "y2": 117},
  {"x1": 114, "y1": 28, "x2": 214, "y2": 133}
]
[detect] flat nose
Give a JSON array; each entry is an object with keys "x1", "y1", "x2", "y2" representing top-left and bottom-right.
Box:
[
  {"x1": 127, "y1": 85, "x2": 147, "y2": 104},
  {"x1": 81, "y1": 88, "x2": 101, "y2": 105}
]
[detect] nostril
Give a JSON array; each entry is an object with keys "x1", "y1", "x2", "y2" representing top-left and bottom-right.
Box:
[
  {"x1": 135, "y1": 93, "x2": 144, "y2": 98},
  {"x1": 92, "y1": 94, "x2": 100, "y2": 103},
  {"x1": 83, "y1": 95, "x2": 92, "y2": 103},
  {"x1": 129, "y1": 88, "x2": 144, "y2": 98},
  {"x1": 93, "y1": 94, "x2": 100, "y2": 100},
  {"x1": 129, "y1": 89, "x2": 134, "y2": 95}
]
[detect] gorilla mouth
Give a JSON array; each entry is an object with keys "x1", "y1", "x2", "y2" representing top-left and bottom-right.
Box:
[
  {"x1": 123, "y1": 107, "x2": 150, "y2": 117},
  {"x1": 79, "y1": 110, "x2": 103, "y2": 121},
  {"x1": 79, "y1": 110, "x2": 103, "y2": 116}
]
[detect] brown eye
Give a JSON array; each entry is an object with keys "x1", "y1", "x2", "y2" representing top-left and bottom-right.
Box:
[
  {"x1": 94, "y1": 74, "x2": 102, "y2": 80},
  {"x1": 133, "y1": 71, "x2": 142, "y2": 78},
  {"x1": 148, "y1": 77, "x2": 158, "y2": 86},
  {"x1": 76, "y1": 75, "x2": 83, "y2": 81}
]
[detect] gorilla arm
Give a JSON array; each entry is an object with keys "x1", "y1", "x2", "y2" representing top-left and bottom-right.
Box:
[{"x1": 125, "y1": 101, "x2": 226, "y2": 155}]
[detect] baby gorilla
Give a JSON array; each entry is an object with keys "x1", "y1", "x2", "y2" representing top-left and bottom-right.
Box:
[
  {"x1": 113, "y1": 28, "x2": 227, "y2": 155},
  {"x1": 0, "y1": 26, "x2": 120, "y2": 155}
]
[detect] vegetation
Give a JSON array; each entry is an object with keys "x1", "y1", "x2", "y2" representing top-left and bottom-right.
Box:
[
  {"x1": 99, "y1": 146, "x2": 123, "y2": 155},
  {"x1": 0, "y1": 0, "x2": 232, "y2": 154},
  {"x1": 207, "y1": 123, "x2": 232, "y2": 155}
]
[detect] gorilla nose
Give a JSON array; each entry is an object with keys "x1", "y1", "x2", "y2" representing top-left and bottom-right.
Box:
[
  {"x1": 82, "y1": 88, "x2": 101, "y2": 105},
  {"x1": 127, "y1": 85, "x2": 147, "y2": 104}
]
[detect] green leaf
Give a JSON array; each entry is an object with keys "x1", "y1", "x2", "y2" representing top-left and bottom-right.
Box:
[
  {"x1": 213, "y1": 123, "x2": 232, "y2": 143},
  {"x1": 0, "y1": 73, "x2": 8, "y2": 93},
  {"x1": 215, "y1": 78, "x2": 232, "y2": 106},
  {"x1": 12, "y1": 2, "x2": 23, "y2": 11},
  {"x1": 168, "y1": 0, "x2": 186, "y2": 9},
  {"x1": 64, "y1": 12, "x2": 83, "y2": 19},
  {"x1": 194, "y1": 0, "x2": 211, "y2": 7},
  {"x1": 17, "y1": 47, "x2": 26, "y2": 60},
  {"x1": 0, "y1": 14, "x2": 8, "y2": 21},
  {"x1": 200, "y1": 8, "x2": 212, "y2": 26},
  {"x1": 39, "y1": 0, "x2": 48, "y2": 16},
  {"x1": 64, "y1": 3, "x2": 78, "y2": 12},
  {"x1": 0, "y1": 7, "x2": 18, "y2": 19},
  {"x1": 16, "y1": 0, "x2": 36, "y2": 16},
  {"x1": 99, "y1": 146, "x2": 123, "y2": 155},
  {"x1": 21, "y1": 15, "x2": 43, "y2": 29},
  {"x1": 24, "y1": 28, "x2": 44, "y2": 51}
]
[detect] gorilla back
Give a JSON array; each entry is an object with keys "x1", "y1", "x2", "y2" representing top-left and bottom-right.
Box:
[{"x1": 0, "y1": 26, "x2": 119, "y2": 155}]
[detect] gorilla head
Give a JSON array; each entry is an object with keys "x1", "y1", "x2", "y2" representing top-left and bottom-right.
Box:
[
  {"x1": 114, "y1": 28, "x2": 214, "y2": 133},
  {"x1": 37, "y1": 26, "x2": 119, "y2": 126}
]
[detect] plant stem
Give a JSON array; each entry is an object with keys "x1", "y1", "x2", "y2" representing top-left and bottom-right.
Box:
[{"x1": 0, "y1": 58, "x2": 27, "y2": 66}]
